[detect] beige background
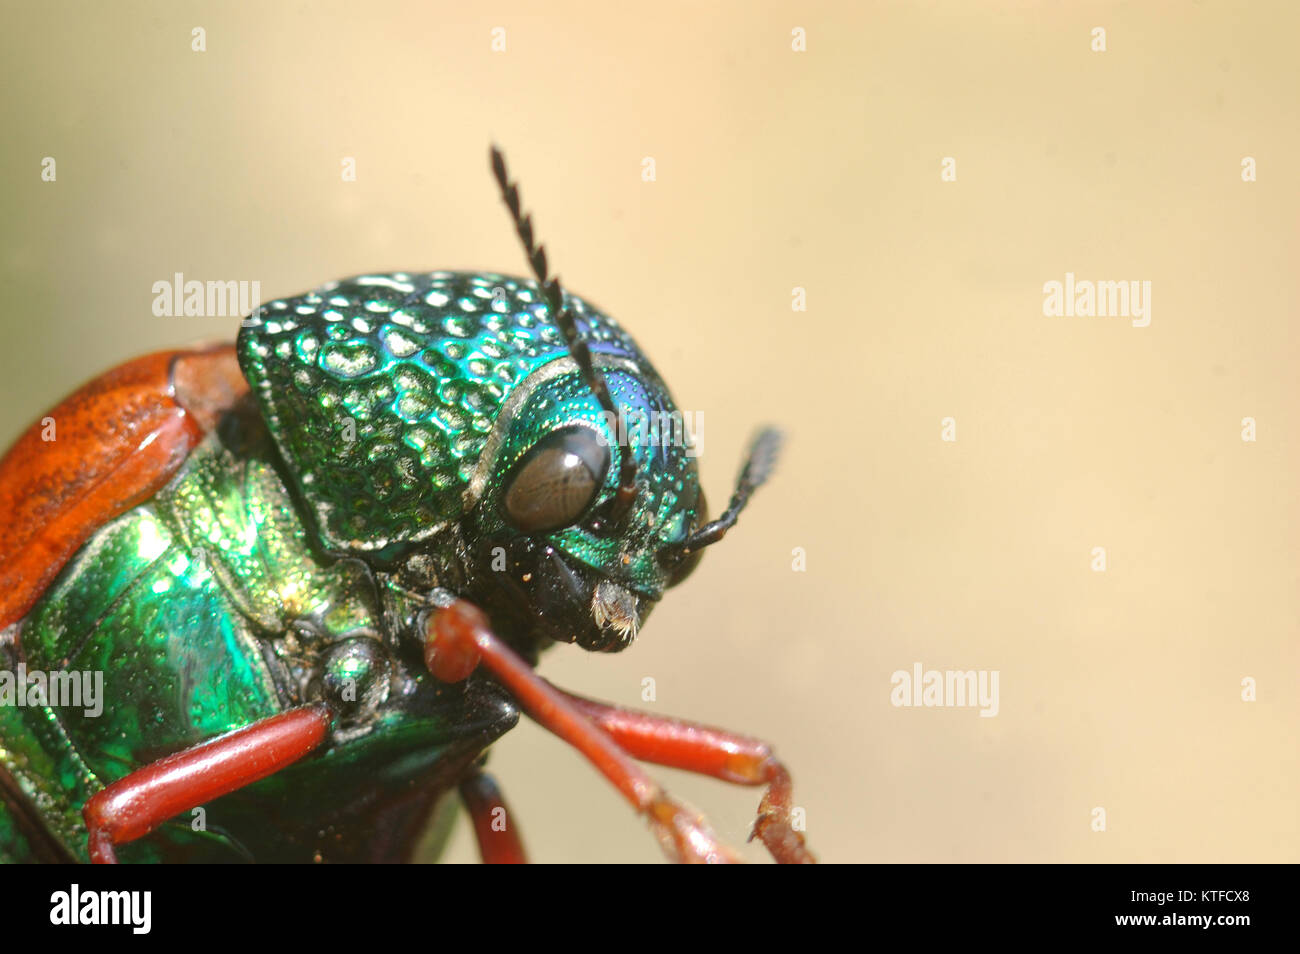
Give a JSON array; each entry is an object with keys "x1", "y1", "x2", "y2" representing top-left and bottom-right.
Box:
[{"x1": 2, "y1": 2, "x2": 1296, "y2": 863}]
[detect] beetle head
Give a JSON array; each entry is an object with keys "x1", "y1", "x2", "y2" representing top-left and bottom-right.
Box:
[{"x1": 456, "y1": 350, "x2": 709, "y2": 652}]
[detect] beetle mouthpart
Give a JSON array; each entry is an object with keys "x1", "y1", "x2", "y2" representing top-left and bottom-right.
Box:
[{"x1": 591, "y1": 581, "x2": 639, "y2": 649}]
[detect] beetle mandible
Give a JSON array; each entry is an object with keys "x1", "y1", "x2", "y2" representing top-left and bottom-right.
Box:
[{"x1": 0, "y1": 147, "x2": 814, "y2": 864}]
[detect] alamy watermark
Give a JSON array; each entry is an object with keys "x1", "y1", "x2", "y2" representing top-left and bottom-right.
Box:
[
  {"x1": 890, "y1": 663, "x2": 999, "y2": 717},
  {"x1": 1043, "y1": 272, "x2": 1151, "y2": 327},
  {"x1": 152, "y1": 272, "x2": 261, "y2": 318},
  {"x1": 50, "y1": 885, "x2": 150, "y2": 934},
  {"x1": 597, "y1": 408, "x2": 703, "y2": 457},
  {"x1": 0, "y1": 664, "x2": 103, "y2": 717}
]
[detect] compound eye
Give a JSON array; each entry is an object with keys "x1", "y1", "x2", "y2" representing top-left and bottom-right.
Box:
[{"x1": 503, "y1": 426, "x2": 610, "y2": 533}]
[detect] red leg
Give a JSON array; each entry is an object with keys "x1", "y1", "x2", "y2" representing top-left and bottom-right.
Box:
[
  {"x1": 83, "y1": 704, "x2": 332, "y2": 863},
  {"x1": 458, "y1": 770, "x2": 527, "y2": 864},
  {"x1": 426, "y1": 599, "x2": 740, "y2": 863},
  {"x1": 553, "y1": 689, "x2": 815, "y2": 864}
]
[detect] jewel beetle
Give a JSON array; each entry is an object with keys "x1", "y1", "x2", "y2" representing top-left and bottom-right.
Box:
[{"x1": 0, "y1": 148, "x2": 814, "y2": 864}]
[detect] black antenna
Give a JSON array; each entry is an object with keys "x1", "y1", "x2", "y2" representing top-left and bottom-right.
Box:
[
  {"x1": 668, "y1": 428, "x2": 783, "y2": 558},
  {"x1": 490, "y1": 145, "x2": 638, "y2": 520}
]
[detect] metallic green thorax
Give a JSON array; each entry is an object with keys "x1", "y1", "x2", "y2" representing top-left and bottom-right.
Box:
[
  {"x1": 1, "y1": 414, "x2": 515, "y2": 862},
  {"x1": 239, "y1": 271, "x2": 704, "y2": 595}
]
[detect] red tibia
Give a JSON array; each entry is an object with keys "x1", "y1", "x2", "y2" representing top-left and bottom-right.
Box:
[
  {"x1": 458, "y1": 771, "x2": 528, "y2": 864},
  {"x1": 427, "y1": 600, "x2": 740, "y2": 863},
  {"x1": 554, "y1": 689, "x2": 816, "y2": 864},
  {"x1": 83, "y1": 704, "x2": 332, "y2": 863}
]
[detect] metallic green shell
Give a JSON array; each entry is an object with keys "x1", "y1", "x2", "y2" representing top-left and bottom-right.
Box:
[
  {"x1": 238, "y1": 271, "x2": 705, "y2": 594},
  {"x1": 238, "y1": 272, "x2": 636, "y2": 553}
]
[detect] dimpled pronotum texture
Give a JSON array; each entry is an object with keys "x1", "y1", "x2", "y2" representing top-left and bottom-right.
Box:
[{"x1": 237, "y1": 272, "x2": 644, "y2": 555}]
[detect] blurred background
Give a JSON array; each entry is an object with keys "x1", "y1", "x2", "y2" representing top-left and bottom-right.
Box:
[{"x1": 2, "y1": 1, "x2": 1296, "y2": 862}]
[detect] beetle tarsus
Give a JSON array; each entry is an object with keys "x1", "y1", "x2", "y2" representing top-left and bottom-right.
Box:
[
  {"x1": 647, "y1": 792, "x2": 741, "y2": 864},
  {"x1": 551, "y1": 687, "x2": 817, "y2": 863},
  {"x1": 747, "y1": 761, "x2": 816, "y2": 865}
]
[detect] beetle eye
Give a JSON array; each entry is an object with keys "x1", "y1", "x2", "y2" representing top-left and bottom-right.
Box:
[{"x1": 503, "y1": 426, "x2": 610, "y2": 533}]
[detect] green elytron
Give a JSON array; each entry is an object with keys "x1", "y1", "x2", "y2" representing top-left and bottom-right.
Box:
[{"x1": 0, "y1": 150, "x2": 812, "y2": 864}]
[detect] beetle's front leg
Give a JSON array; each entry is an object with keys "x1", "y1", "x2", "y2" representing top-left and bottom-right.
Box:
[
  {"x1": 425, "y1": 598, "x2": 740, "y2": 863},
  {"x1": 551, "y1": 689, "x2": 815, "y2": 864},
  {"x1": 82, "y1": 704, "x2": 331, "y2": 863}
]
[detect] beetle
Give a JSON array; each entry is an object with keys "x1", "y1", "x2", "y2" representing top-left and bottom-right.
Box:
[{"x1": 0, "y1": 147, "x2": 814, "y2": 864}]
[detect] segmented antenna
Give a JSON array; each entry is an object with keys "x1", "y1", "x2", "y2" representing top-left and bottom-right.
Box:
[
  {"x1": 671, "y1": 428, "x2": 783, "y2": 557},
  {"x1": 490, "y1": 145, "x2": 638, "y2": 521}
]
